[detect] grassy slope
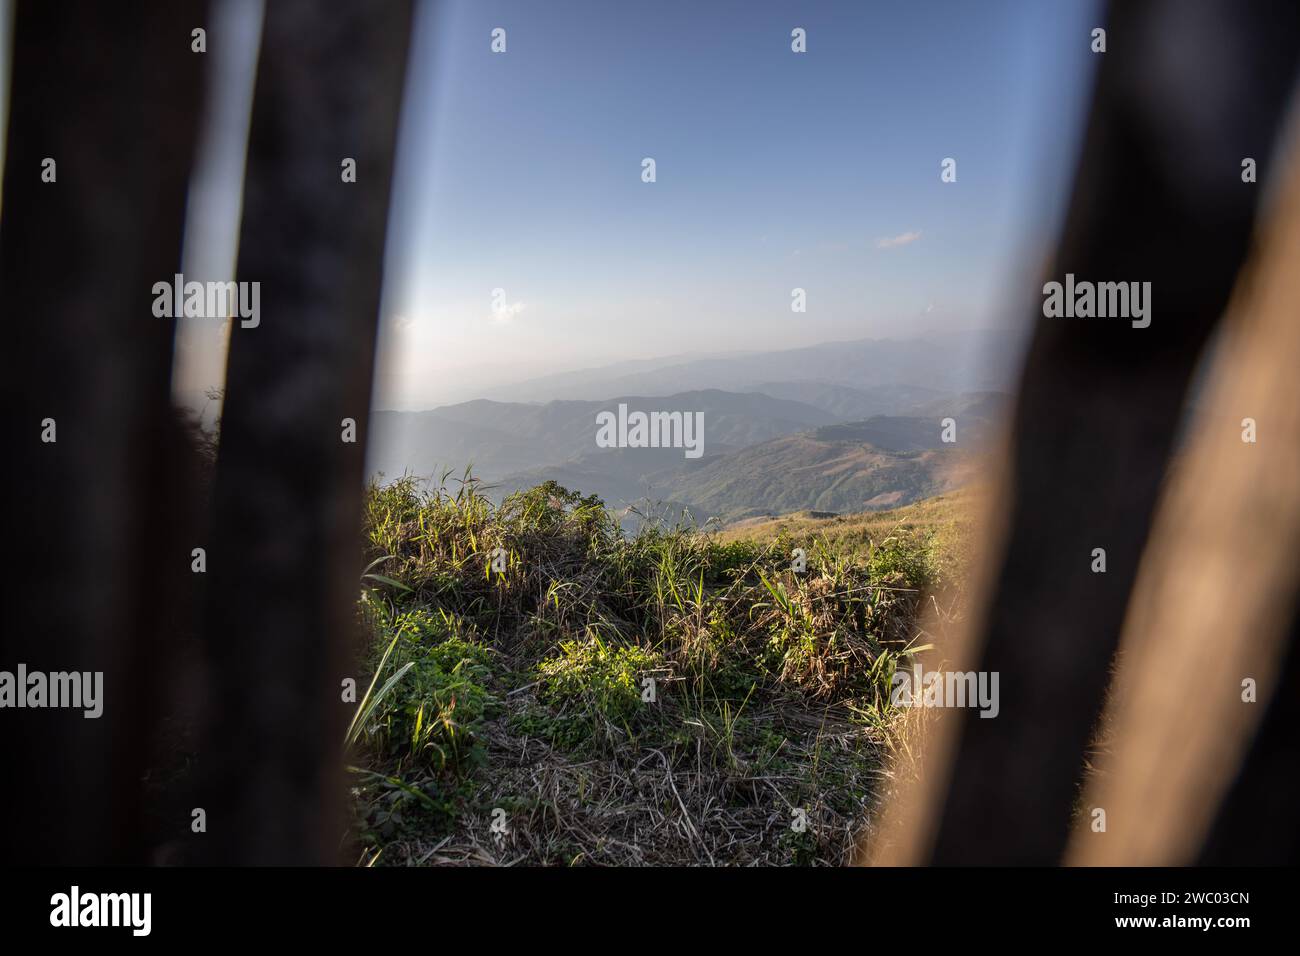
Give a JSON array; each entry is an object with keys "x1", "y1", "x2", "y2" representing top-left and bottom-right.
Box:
[
  {"x1": 346, "y1": 477, "x2": 971, "y2": 866},
  {"x1": 720, "y1": 487, "x2": 982, "y2": 566}
]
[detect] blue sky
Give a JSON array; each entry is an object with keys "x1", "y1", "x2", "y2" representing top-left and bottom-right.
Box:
[{"x1": 375, "y1": 0, "x2": 1101, "y2": 407}]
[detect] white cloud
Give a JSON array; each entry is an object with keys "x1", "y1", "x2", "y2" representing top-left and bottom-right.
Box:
[{"x1": 876, "y1": 230, "x2": 922, "y2": 249}]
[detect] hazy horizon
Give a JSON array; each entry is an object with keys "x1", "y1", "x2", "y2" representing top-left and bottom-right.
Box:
[{"x1": 175, "y1": 324, "x2": 1020, "y2": 415}]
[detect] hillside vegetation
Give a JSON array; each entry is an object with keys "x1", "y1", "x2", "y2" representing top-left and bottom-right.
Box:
[
  {"x1": 345, "y1": 475, "x2": 971, "y2": 866},
  {"x1": 721, "y1": 488, "x2": 981, "y2": 569}
]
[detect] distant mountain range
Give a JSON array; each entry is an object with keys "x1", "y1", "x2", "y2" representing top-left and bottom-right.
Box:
[
  {"x1": 652, "y1": 397, "x2": 1003, "y2": 521},
  {"x1": 368, "y1": 388, "x2": 838, "y2": 484},
  {"x1": 469, "y1": 329, "x2": 1019, "y2": 404},
  {"x1": 366, "y1": 333, "x2": 1019, "y2": 526}
]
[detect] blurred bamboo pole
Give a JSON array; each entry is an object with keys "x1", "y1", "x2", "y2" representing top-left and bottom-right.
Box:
[
  {"x1": 195, "y1": 0, "x2": 413, "y2": 864},
  {"x1": 0, "y1": 0, "x2": 208, "y2": 865},
  {"x1": 1068, "y1": 117, "x2": 1300, "y2": 865},
  {"x1": 859, "y1": 0, "x2": 1300, "y2": 865}
]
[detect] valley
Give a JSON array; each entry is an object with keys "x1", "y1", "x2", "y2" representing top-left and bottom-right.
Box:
[{"x1": 367, "y1": 334, "x2": 1012, "y2": 529}]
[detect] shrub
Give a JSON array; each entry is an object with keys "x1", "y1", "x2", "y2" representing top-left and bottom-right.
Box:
[
  {"x1": 358, "y1": 607, "x2": 498, "y2": 774},
  {"x1": 867, "y1": 531, "x2": 934, "y2": 589},
  {"x1": 532, "y1": 635, "x2": 661, "y2": 749}
]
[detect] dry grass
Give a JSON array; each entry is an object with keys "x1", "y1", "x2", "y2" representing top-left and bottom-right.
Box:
[{"x1": 347, "y1": 473, "x2": 969, "y2": 866}]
